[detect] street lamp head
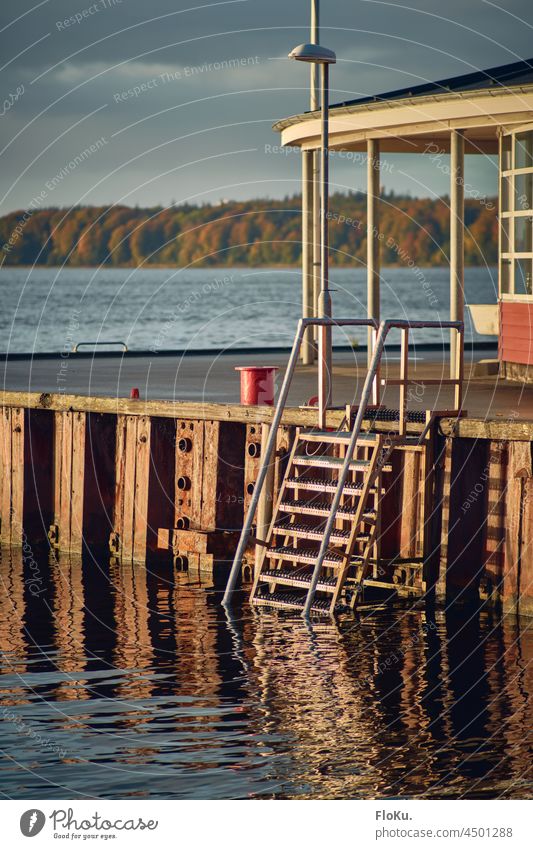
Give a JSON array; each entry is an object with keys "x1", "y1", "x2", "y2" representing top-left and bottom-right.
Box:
[{"x1": 288, "y1": 43, "x2": 336, "y2": 64}]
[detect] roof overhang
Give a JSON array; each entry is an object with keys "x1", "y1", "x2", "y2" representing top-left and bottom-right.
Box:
[{"x1": 274, "y1": 84, "x2": 533, "y2": 154}]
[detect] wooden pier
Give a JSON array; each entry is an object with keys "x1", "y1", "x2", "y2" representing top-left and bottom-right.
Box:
[{"x1": 1, "y1": 384, "x2": 532, "y2": 617}]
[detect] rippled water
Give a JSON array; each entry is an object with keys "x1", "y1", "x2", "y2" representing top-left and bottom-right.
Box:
[
  {"x1": 0, "y1": 547, "x2": 531, "y2": 800},
  {"x1": 0, "y1": 266, "x2": 497, "y2": 353}
]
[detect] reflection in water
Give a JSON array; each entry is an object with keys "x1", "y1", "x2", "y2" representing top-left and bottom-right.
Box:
[
  {"x1": 0, "y1": 548, "x2": 27, "y2": 683},
  {"x1": 0, "y1": 548, "x2": 531, "y2": 799},
  {"x1": 49, "y1": 552, "x2": 88, "y2": 704},
  {"x1": 110, "y1": 560, "x2": 154, "y2": 705}
]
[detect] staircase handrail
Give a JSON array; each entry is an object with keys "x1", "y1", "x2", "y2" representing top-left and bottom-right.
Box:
[
  {"x1": 301, "y1": 318, "x2": 463, "y2": 617},
  {"x1": 222, "y1": 317, "x2": 378, "y2": 606},
  {"x1": 222, "y1": 317, "x2": 463, "y2": 614}
]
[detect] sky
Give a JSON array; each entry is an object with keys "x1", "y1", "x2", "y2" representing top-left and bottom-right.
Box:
[{"x1": 1, "y1": 0, "x2": 532, "y2": 215}]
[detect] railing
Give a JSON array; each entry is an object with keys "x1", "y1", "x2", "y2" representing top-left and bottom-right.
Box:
[
  {"x1": 381, "y1": 323, "x2": 464, "y2": 436},
  {"x1": 72, "y1": 341, "x2": 128, "y2": 353},
  {"x1": 222, "y1": 318, "x2": 378, "y2": 607},
  {"x1": 222, "y1": 317, "x2": 464, "y2": 615}
]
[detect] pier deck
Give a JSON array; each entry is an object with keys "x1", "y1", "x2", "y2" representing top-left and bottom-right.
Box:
[
  {"x1": 1, "y1": 346, "x2": 532, "y2": 618},
  {"x1": 2, "y1": 346, "x2": 533, "y2": 436}
]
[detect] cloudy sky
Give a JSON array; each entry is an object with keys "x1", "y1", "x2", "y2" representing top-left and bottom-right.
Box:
[{"x1": 1, "y1": 0, "x2": 532, "y2": 214}]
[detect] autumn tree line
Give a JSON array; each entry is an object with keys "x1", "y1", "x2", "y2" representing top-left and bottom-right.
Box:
[{"x1": 0, "y1": 191, "x2": 497, "y2": 268}]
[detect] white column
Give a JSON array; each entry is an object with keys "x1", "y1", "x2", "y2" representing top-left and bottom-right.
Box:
[
  {"x1": 301, "y1": 150, "x2": 314, "y2": 364},
  {"x1": 450, "y1": 130, "x2": 464, "y2": 378},
  {"x1": 367, "y1": 139, "x2": 380, "y2": 365}
]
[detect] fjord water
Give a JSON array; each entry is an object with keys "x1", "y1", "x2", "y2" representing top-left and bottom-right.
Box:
[
  {"x1": 0, "y1": 547, "x2": 531, "y2": 800},
  {"x1": 0, "y1": 266, "x2": 497, "y2": 353}
]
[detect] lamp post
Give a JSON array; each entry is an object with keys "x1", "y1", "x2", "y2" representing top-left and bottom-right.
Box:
[{"x1": 289, "y1": 43, "x2": 336, "y2": 427}]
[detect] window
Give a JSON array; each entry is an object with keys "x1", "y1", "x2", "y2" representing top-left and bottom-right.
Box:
[
  {"x1": 502, "y1": 134, "x2": 512, "y2": 171},
  {"x1": 514, "y1": 216, "x2": 533, "y2": 253},
  {"x1": 515, "y1": 258, "x2": 533, "y2": 295},
  {"x1": 501, "y1": 259, "x2": 511, "y2": 294},
  {"x1": 501, "y1": 218, "x2": 510, "y2": 253},
  {"x1": 515, "y1": 172, "x2": 533, "y2": 210},
  {"x1": 515, "y1": 131, "x2": 533, "y2": 170},
  {"x1": 500, "y1": 126, "x2": 533, "y2": 297},
  {"x1": 501, "y1": 175, "x2": 511, "y2": 212}
]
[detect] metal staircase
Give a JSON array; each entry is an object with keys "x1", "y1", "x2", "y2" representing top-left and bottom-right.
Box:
[
  {"x1": 251, "y1": 428, "x2": 395, "y2": 614},
  {"x1": 223, "y1": 317, "x2": 464, "y2": 618}
]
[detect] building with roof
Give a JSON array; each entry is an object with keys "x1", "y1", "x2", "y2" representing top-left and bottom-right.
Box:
[{"x1": 275, "y1": 56, "x2": 533, "y2": 379}]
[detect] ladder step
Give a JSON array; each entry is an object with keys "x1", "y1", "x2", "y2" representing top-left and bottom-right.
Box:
[
  {"x1": 293, "y1": 455, "x2": 392, "y2": 473},
  {"x1": 285, "y1": 477, "x2": 385, "y2": 496},
  {"x1": 280, "y1": 499, "x2": 377, "y2": 521},
  {"x1": 301, "y1": 428, "x2": 422, "y2": 446},
  {"x1": 273, "y1": 523, "x2": 350, "y2": 544},
  {"x1": 266, "y1": 545, "x2": 344, "y2": 566},
  {"x1": 366, "y1": 407, "x2": 426, "y2": 424},
  {"x1": 253, "y1": 589, "x2": 332, "y2": 614},
  {"x1": 293, "y1": 454, "x2": 373, "y2": 471},
  {"x1": 356, "y1": 533, "x2": 371, "y2": 543},
  {"x1": 259, "y1": 567, "x2": 337, "y2": 593},
  {"x1": 300, "y1": 430, "x2": 379, "y2": 445}
]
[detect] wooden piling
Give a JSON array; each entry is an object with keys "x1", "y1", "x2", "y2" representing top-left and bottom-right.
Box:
[
  {"x1": 0, "y1": 407, "x2": 25, "y2": 546},
  {"x1": 160, "y1": 419, "x2": 245, "y2": 568},
  {"x1": 0, "y1": 408, "x2": 53, "y2": 547},
  {"x1": 111, "y1": 415, "x2": 152, "y2": 562},
  {"x1": 50, "y1": 411, "x2": 115, "y2": 554},
  {"x1": 437, "y1": 437, "x2": 490, "y2": 603},
  {"x1": 502, "y1": 441, "x2": 533, "y2": 617},
  {"x1": 144, "y1": 417, "x2": 176, "y2": 555},
  {"x1": 255, "y1": 423, "x2": 275, "y2": 577}
]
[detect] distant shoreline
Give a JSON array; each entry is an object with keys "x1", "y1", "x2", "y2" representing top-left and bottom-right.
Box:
[
  {"x1": 0, "y1": 262, "x2": 495, "y2": 271},
  {"x1": 0, "y1": 194, "x2": 498, "y2": 268}
]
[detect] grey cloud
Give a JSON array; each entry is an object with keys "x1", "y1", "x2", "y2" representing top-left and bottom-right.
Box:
[{"x1": 0, "y1": 0, "x2": 529, "y2": 212}]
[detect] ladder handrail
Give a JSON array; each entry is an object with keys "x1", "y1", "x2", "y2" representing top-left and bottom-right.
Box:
[
  {"x1": 301, "y1": 318, "x2": 463, "y2": 618},
  {"x1": 222, "y1": 317, "x2": 378, "y2": 606}
]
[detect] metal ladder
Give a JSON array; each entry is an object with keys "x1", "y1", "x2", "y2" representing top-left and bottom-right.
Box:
[
  {"x1": 223, "y1": 317, "x2": 464, "y2": 618},
  {"x1": 250, "y1": 428, "x2": 398, "y2": 614}
]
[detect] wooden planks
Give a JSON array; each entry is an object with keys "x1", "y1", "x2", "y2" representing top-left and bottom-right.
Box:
[
  {"x1": 481, "y1": 441, "x2": 507, "y2": 602},
  {"x1": 207, "y1": 420, "x2": 246, "y2": 532},
  {"x1": 1, "y1": 391, "x2": 533, "y2": 616},
  {"x1": 0, "y1": 390, "x2": 427, "y2": 432},
  {"x1": 169, "y1": 420, "x2": 246, "y2": 567},
  {"x1": 0, "y1": 407, "x2": 53, "y2": 547},
  {"x1": 437, "y1": 437, "x2": 489, "y2": 602},
  {"x1": 111, "y1": 415, "x2": 152, "y2": 562},
  {"x1": 51, "y1": 411, "x2": 86, "y2": 553},
  {"x1": 145, "y1": 417, "x2": 175, "y2": 555},
  {"x1": 23, "y1": 409, "x2": 54, "y2": 544},
  {"x1": 433, "y1": 435, "x2": 533, "y2": 616},
  {"x1": 174, "y1": 418, "x2": 204, "y2": 531},
  {"x1": 502, "y1": 441, "x2": 533, "y2": 617},
  {"x1": 83, "y1": 413, "x2": 116, "y2": 546},
  {"x1": 114, "y1": 416, "x2": 248, "y2": 564},
  {"x1": 398, "y1": 448, "x2": 424, "y2": 560},
  {"x1": 0, "y1": 407, "x2": 25, "y2": 546}
]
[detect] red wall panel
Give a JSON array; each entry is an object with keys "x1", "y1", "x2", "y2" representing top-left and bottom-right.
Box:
[{"x1": 499, "y1": 301, "x2": 533, "y2": 365}]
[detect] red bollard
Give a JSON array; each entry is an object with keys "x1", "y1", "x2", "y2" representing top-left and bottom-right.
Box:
[
  {"x1": 235, "y1": 366, "x2": 279, "y2": 406},
  {"x1": 130, "y1": 387, "x2": 140, "y2": 399}
]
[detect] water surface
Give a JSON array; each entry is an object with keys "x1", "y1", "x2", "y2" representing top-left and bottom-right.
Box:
[
  {"x1": 0, "y1": 547, "x2": 531, "y2": 800},
  {"x1": 0, "y1": 266, "x2": 497, "y2": 353}
]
